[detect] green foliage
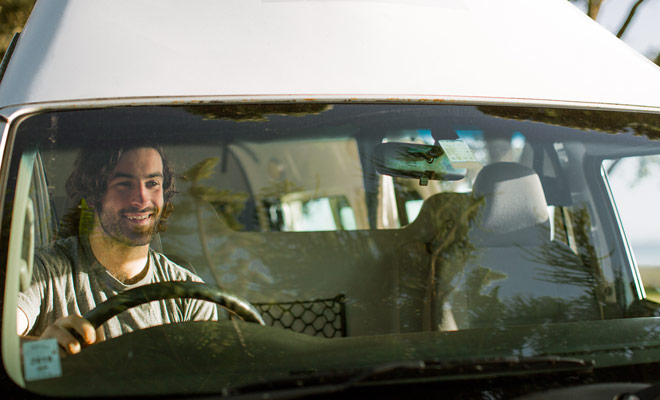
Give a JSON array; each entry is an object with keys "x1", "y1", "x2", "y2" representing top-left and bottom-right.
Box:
[
  {"x1": 0, "y1": 0, "x2": 35, "y2": 61},
  {"x1": 181, "y1": 157, "x2": 248, "y2": 231},
  {"x1": 181, "y1": 157, "x2": 219, "y2": 183}
]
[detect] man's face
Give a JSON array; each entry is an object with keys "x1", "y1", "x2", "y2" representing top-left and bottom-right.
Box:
[{"x1": 96, "y1": 147, "x2": 165, "y2": 247}]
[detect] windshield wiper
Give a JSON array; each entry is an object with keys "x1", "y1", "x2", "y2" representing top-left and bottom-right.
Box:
[{"x1": 211, "y1": 356, "x2": 594, "y2": 400}]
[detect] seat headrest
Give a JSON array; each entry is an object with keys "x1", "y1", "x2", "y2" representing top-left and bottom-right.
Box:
[{"x1": 472, "y1": 162, "x2": 550, "y2": 245}]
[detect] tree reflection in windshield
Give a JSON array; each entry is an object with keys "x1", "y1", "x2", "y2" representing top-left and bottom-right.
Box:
[
  {"x1": 158, "y1": 134, "x2": 634, "y2": 337},
  {"x1": 530, "y1": 206, "x2": 614, "y2": 319},
  {"x1": 162, "y1": 171, "x2": 625, "y2": 335},
  {"x1": 461, "y1": 204, "x2": 628, "y2": 330},
  {"x1": 418, "y1": 193, "x2": 484, "y2": 331}
]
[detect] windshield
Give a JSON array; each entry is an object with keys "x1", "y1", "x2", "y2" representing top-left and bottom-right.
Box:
[{"x1": 4, "y1": 103, "x2": 660, "y2": 398}]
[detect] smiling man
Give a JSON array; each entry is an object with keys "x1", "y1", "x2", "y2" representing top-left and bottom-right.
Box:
[{"x1": 16, "y1": 144, "x2": 218, "y2": 355}]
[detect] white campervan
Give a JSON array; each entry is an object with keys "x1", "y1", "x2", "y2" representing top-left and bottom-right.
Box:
[{"x1": 2, "y1": 0, "x2": 660, "y2": 398}]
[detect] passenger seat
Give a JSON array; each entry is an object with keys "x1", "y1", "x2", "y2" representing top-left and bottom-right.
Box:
[{"x1": 445, "y1": 162, "x2": 601, "y2": 329}]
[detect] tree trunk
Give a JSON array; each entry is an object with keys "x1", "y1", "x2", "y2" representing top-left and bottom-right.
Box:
[
  {"x1": 617, "y1": 0, "x2": 646, "y2": 38},
  {"x1": 587, "y1": 0, "x2": 603, "y2": 19}
]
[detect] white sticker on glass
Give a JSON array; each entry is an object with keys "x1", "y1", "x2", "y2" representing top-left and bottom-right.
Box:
[
  {"x1": 22, "y1": 338, "x2": 62, "y2": 381},
  {"x1": 438, "y1": 140, "x2": 479, "y2": 167}
]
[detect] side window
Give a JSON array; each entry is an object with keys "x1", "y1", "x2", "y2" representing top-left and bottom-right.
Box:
[
  {"x1": 266, "y1": 195, "x2": 357, "y2": 232},
  {"x1": 604, "y1": 155, "x2": 660, "y2": 301}
]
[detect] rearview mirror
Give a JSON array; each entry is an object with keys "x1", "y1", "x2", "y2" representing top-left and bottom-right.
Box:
[{"x1": 373, "y1": 140, "x2": 478, "y2": 185}]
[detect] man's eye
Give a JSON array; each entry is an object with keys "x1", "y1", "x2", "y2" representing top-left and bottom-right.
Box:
[{"x1": 146, "y1": 181, "x2": 161, "y2": 188}]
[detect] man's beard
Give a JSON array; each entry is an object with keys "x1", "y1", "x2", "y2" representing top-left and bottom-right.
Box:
[{"x1": 97, "y1": 206, "x2": 161, "y2": 247}]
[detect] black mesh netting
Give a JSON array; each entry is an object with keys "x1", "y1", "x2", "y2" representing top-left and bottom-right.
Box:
[{"x1": 254, "y1": 294, "x2": 346, "y2": 338}]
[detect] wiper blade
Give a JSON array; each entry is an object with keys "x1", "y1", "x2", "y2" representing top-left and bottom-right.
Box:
[
  {"x1": 422, "y1": 356, "x2": 594, "y2": 378},
  {"x1": 216, "y1": 356, "x2": 593, "y2": 400},
  {"x1": 217, "y1": 360, "x2": 425, "y2": 400}
]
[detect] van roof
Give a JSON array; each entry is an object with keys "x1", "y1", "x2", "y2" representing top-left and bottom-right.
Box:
[{"x1": 1, "y1": 0, "x2": 660, "y2": 110}]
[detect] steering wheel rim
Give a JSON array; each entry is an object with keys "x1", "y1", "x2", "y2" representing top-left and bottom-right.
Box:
[{"x1": 82, "y1": 281, "x2": 266, "y2": 328}]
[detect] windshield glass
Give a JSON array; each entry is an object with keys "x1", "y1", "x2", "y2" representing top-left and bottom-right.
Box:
[{"x1": 4, "y1": 104, "x2": 660, "y2": 397}]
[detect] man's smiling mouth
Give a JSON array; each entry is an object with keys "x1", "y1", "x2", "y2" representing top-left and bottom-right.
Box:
[
  {"x1": 126, "y1": 215, "x2": 150, "y2": 221},
  {"x1": 123, "y1": 210, "x2": 156, "y2": 221}
]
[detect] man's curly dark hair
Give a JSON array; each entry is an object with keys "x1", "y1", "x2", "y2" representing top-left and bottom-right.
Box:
[{"x1": 59, "y1": 143, "x2": 176, "y2": 238}]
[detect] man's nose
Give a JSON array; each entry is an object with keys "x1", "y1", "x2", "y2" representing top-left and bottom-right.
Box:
[{"x1": 130, "y1": 184, "x2": 150, "y2": 208}]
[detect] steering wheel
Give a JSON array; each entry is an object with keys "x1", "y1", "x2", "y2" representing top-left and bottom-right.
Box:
[{"x1": 82, "y1": 281, "x2": 266, "y2": 328}]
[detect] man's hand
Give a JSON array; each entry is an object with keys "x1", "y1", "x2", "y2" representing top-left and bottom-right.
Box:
[{"x1": 39, "y1": 315, "x2": 105, "y2": 356}]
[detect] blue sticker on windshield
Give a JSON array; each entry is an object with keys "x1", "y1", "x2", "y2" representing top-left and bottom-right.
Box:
[{"x1": 22, "y1": 338, "x2": 62, "y2": 381}]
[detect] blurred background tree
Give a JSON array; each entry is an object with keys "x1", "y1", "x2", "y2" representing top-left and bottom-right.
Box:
[
  {"x1": 570, "y1": 0, "x2": 659, "y2": 65},
  {"x1": 0, "y1": 0, "x2": 35, "y2": 61}
]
